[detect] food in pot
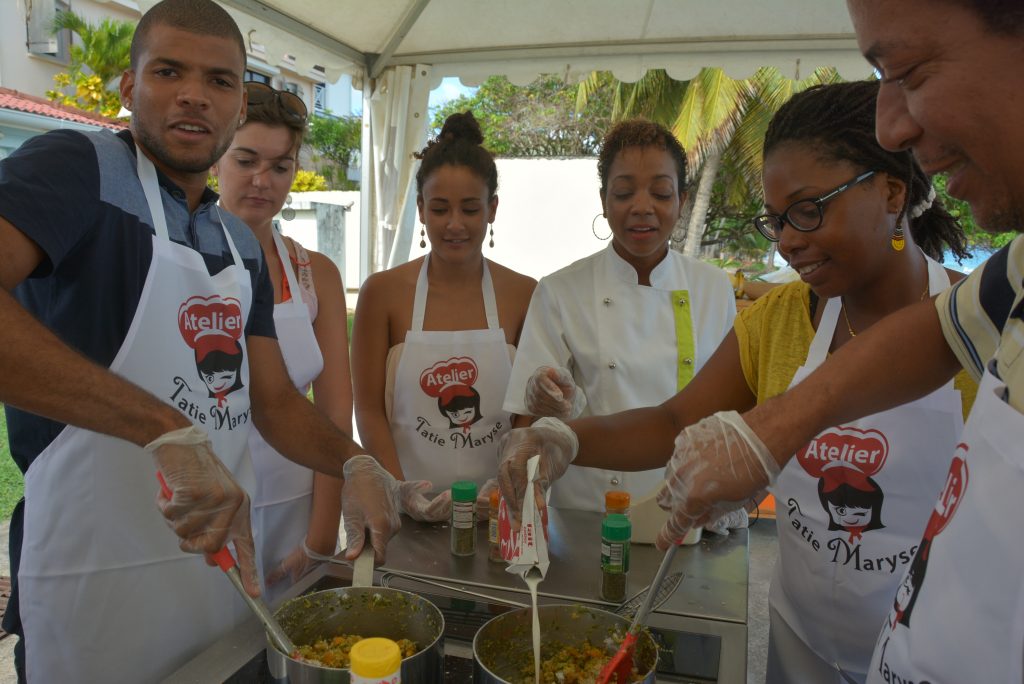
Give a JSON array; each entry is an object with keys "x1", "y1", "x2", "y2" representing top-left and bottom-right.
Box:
[
  {"x1": 295, "y1": 634, "x2": 418, "y2": 668},
  {"x1": 515, "y1": 639, "x2": 638, "y2": 684}
]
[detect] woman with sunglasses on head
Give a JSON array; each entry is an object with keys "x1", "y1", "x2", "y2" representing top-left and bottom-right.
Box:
[
  {"x1": 351, "y1": 111, "x2": 536, "y2": 517},
  {"x1": 212, "y1": 82, "x2": 348, "y2": 601},
  {"x1": 499, "y1": 81, "x2": 977, "y2": 683}
]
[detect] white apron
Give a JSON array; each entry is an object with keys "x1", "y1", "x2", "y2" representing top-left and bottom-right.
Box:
[
  {"x1": 250, "y1": 228, "x2": 325, "y2": 603},
  {"x1": 548, "y1": 249, "x2": 700, "y2": 511},
  {"x1": 868, "y1": 360, "x2": 1024, "y2": 684},
  {"x1": 18, "y1": 148, "x2": 256, "y2": 683},
  {"x1": 768, "y1": 258, "x2": 963, "y2": 683},
  {"x1": 390, "y1": 255, "x2": 513, "y2": 492}
]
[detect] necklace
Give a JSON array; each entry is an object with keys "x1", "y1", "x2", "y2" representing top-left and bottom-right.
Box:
[{"x1": 842, "y1": 279, "x2": 930, "y2": 338}]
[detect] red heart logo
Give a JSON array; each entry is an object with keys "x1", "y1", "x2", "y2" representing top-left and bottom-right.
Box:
[{"x1": 797, "y1": 425, "x2": 889, "y2": 478}]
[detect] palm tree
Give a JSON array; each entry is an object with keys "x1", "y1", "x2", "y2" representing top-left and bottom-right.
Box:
[
  {"x1": 580, "y1": 66, "x2": 842, "y2": 259},
  {"x1": 52, "y1": 11, "x2": 135, "y2": 88}
]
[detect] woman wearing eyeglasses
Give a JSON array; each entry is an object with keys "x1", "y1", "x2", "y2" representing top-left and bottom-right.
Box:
[
  {"x1": 212, "y1": 82, "x2": 349, "y2": 602},
  {"x1": 498, "y1": 81, "x2": 977, "y2": 683}
]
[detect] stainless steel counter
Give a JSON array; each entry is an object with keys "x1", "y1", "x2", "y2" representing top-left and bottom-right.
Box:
[{"x1": 165, "y1": 507, "x2": 748, "y2": 683}]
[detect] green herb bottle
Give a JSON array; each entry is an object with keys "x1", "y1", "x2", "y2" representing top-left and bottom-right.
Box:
[
  {"x1": 451, "y1": 480, "x2": 477, "y2": 556},
  {"x1": 601, "y1": 513, "x2": 631, "y2": 602}
]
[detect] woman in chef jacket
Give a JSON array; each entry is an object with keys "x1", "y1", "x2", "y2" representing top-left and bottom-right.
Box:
[
  {"x1": 213, "y1": 82, "x2": 348, "y2": 601},
  {"x1": 501, "y1": 82, "x2": 977, "y2": 683},
  {"x1": 352, "y1": 112, "x2": 536, "y2": 513},
  {"x1": 502, "y1": 119, "x2": 736, "y2": 512}
]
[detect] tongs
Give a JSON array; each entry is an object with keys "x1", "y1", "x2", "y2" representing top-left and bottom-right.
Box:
[
  {"x1": 156, "y1": 473, "x2": 297, "y2": 656},
  {"x1": 597, "y1": 543, "x2": 679, "y2": 684}
]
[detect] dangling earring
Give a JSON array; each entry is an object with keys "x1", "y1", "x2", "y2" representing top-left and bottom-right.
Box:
[
  {"x1": 488, "y1": 224, "x2": 495, "y2": 248},
  {"x1": 419, "y1": 225, "x2": 426, "y2": 249},
  {"x1": 891, "y1": 223, "x2": 905, "y2": 251},
  {"x1": 281, "y1": 194, "x2": 295, "y2": 221},
  {"x1": 591, "y1": 213, "x2": 611, "y2": 240}
]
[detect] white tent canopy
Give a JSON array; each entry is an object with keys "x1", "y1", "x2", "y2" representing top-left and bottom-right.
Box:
[{"x1": 142, "y1": 0, "x2": 873, "y2": 279}]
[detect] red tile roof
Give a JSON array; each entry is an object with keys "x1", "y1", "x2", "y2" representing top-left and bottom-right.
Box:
[{"x1": 0, "y1": 87, "x2": 127, "y2": 130}]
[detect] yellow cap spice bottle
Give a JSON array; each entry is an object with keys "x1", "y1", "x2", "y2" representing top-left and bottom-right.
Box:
[
  {"x1": 605, "y1": 490, "x2": 631, "y2": 518},
  {"x1": 601, "y1": 513, "x2": 631, "y2": 602},
  {"x1": 350, "y1": 637, "x2": 401, "y2": 683},
  {"x1": 451, "y1": 480, "x2": 477, "y2": 556},
  {"x1": 488, "y1": 488, "x2": 503, "y2": 562}
]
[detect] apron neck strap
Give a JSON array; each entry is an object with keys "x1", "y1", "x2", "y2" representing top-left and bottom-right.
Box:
[
  {"x1": 411, "y1": 254, "x2": 500, "y2": 331},
  {"x1": 271, "y1": 226, "x2": 302, "y2": 299},
  {"x1": 136, "y1": 146, "x2": 169, "y2": 242}
]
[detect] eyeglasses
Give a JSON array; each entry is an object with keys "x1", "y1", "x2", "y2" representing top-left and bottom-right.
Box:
[
  {"x1": 753, "y1": 171, "x2": 876, "y2": 242},
  {"x1": 244, "y1": 81, "x2": 308, "y2": 125}
]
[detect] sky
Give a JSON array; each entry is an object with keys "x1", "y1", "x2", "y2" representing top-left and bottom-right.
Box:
[{"x1": 348, "y1": 76, "x2": 475, "y2": 117}]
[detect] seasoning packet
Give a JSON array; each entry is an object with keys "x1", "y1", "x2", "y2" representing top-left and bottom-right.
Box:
[{"x1": 500, "y1": 455, "x2": 550, "y2": 580}]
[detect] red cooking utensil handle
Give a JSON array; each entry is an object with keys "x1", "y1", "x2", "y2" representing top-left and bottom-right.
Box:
[{"x1": 156, "y1": 472, "x2": 237, "y2": 573}]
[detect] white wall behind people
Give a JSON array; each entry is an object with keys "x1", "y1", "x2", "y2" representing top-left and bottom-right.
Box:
[{"x1": 282, "y1": 157, "x2": 610, "y2": 305}]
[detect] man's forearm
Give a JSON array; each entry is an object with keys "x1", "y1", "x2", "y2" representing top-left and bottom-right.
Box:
[
  {"x1": 0, "y1": 290, "x2": 188, "y2": 445},
  {"x1": 746, "y1": 298, "x2": 961, "y2": 466},
  {"x1": 573, "y1": 404, "x2": 680, "y2": 471}
]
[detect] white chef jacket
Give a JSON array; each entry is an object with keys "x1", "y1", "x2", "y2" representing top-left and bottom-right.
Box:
[{"x1": 503, "y1": 244, "x2": 735, "y2": 511}]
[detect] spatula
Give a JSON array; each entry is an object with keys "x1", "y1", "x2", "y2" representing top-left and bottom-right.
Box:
[
  {"x1": 597, "y1": 542, "x2": 679, "y2": 684},
  {"x1": 156, "y1": 473, "x2": 297, "y2": 656}
]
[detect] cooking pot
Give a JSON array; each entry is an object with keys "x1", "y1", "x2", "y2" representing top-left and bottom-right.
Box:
[
  {"x1": 472, "y1": 604, "x2": 658, "y2": 683},
  {"x1": 265, "y1": 586, "x2": 445, "y2": 683}
]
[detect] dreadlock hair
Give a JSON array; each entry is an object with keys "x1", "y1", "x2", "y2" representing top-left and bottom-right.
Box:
[
  {"x1": 763, "y1": 80, "x2": 969, "y2": 262},
  {"x1": 943, "y1": 0, "x2": 1024, "y2": 36},
  {"x1": 415, "y1": 111, "x2": 498, "y2": 198},
  {"x1": 131, "y1": 0, "x2": 246, "y2": 70},
  {"x1": 597, "y1": 119, "x2": 688, "y2": 196}
]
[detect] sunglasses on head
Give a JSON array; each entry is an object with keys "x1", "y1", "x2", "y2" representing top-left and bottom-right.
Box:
[{"x1": 244, "y1": 81, "x2": 308, "y2": 125}]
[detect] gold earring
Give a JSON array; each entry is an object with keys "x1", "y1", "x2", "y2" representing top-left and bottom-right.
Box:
[
  {"x1": 419, "y1": 226, "x2": 426, "y2": 249},
  {"x1": 891, "y1": 224, "x2": 905, "y2": 251}
]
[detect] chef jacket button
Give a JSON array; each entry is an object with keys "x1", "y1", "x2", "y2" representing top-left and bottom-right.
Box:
[
  {"x1": 683, "y1": 358, "x2": 693, "y2": 365},
  {"x1": 677, "y1": 297, "x2": 688, "y2": 306},
  {"x1": 610, "y1": 477, "x2": 620, "y2": 486},
  {"x1": 608, "y1": 362, "x2": 617, "y2": 369},
  {"x1": 603, "y1": 297, "x2": 613, "y2": 305}
]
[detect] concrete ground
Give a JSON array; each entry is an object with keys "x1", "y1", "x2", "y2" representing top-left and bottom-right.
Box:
[{"x1": 0, "y1": 518, "x2": 778, "y2": 684}]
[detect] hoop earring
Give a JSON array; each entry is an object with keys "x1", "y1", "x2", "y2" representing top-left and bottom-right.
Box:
[
  {"x1": 488, "y1": 224, "x2": 495, "y2": 248},
  {"x1": 591, "y1": 213, "x2": 611, "y2": 240},
  {"x1": 281, "y1": 194, "x2": 296, "y2": 221},
  {"x1": 419, "y1": 225, "x2": 426, "y2": 249}
]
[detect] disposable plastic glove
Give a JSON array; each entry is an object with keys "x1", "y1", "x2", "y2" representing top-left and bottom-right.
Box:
[
  {"x1": 265, "y1": 542, "x2": 320, "y2": 588},
  {"x1": 147, "y1": 426, "x2": 259, "y2": 595},
  {"x1": 524, "y1": 366, "x2": 587, "y2": 420},
  {"x1": 497, "y1": 418, "x2": 579, "y2": 523},
  {"x1": 476, "y1": 478, "x2": 498, "y2": 519},
  {"x1": 656, "y1": 411, "x2": 779, "y2": 550},
  {"x1": 397, "y1": 480, "x2": 452, "y2": 522},
  {"x1": 704, "y1": 508, "x2": 750, "y2": 536},
  {"x1": 341, "y1": 455, "x2": 402, "y2": 563}
]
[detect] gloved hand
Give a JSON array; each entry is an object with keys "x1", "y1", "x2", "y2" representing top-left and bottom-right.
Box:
[
  {"x1": 476, "y1": 478, "x2": 498, "y2": 519},
  {"x1": 265, "y1": 542, "x2": 320, "y2": 588},
  {"x1": 147, "y1": 425, "x2": 259, "y2": 596},
  {"x1": 497, "y1": 418, "x2": 579, "y2": 523},
  {"x1": 397, "y1": 480, "x2": 452, "y2": 522},
  {"x1": 524, "y1": 366, "x2": 587, "y2": 420},
  {"x1": 341, "y1": 455, "x2": 402, "y2": 563},
  {"x1": 704, "y1": 508, "x2": 750, "y2": 536},
  {"x1": 656, "y1": 411, "x2": 779, "y2": 550}
]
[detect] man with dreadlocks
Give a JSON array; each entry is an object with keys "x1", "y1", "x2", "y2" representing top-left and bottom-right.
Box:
[{"x1": 497, "y1": 79, "x2": 976, "y2": 682}]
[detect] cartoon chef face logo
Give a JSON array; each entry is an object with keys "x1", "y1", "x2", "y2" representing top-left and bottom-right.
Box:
[
  {"x1": 420, "y1": 357, "x2": 483, "y2": 433},
  {"x1": 890, "y1": 449, "x2": 969, "y2": 630},
  {"x1": 178, "y1": 296, "x2": 245, "y2": 406},
  {"x1": 798, "y1": 426, "x2": 889, "y2": 543}
]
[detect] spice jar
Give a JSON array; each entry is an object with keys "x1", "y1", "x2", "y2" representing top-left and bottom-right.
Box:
[
  {"x1": 350, "y1": 637, "x2": 401, "y2": 683},
  {"x1": 605, "y1": 490, "x2": 631, "y2": 518},
  {"x1": 451, "y1": 480, "x2": 477, "y2": 556},
  {"x1": 601, "y1": 513, "x2": 631, "y2": 602},
  {"x1": 488, "y1": 488, "x2": 503, "y2": 562}
]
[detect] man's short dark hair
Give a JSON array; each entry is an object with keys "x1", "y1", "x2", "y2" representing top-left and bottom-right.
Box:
[
  {"x1": 130, "y1": 0, "x2": 246, "y2": 70},
  {"x1": 946, "y1": 0, "x2": 1024, "y2": 35}
]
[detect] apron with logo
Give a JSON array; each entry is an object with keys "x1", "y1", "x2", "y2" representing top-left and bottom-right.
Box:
[
  {"x1": 250, "y1": 228, "x2": 325, "y2": 603},
  {"x1": 17, "y1": 148, "x2": 256, "y2": 683},
  {"x1": 768, "y1": 258, "x2": 963, "y2": 683},
  {"x1": 390, "y1": 255, "x2": 513, "y2": 492},
  {"x1": 868, "y1": 359, "x2": 1024, "y2": 683}
]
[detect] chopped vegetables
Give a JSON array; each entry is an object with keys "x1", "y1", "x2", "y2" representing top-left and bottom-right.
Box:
[
  {"x1": 295, "y1": 634, "x2": 418, "y2": 669},
  {"x1": 515, "y1": 640, "x2": 638, "y2": 684}
]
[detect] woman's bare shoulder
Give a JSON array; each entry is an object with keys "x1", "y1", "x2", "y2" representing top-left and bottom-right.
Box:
[{"x1": 488, "y1": 260, "x2": 537, "y2": 301}]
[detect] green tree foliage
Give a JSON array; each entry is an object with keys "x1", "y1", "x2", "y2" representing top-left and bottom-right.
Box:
[
  {"x1": 306, "y1": 113, "x2": 361, "y2": 190},
  {"x1": 432, "y1": 75, "x2": 614, "y2": 157},
  {"x1": 932, "y1": 174, "x2": 1014, "y2": 254},
  {"x1": 45, "y1": 12, "x2": 135, "y2": 118}
]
